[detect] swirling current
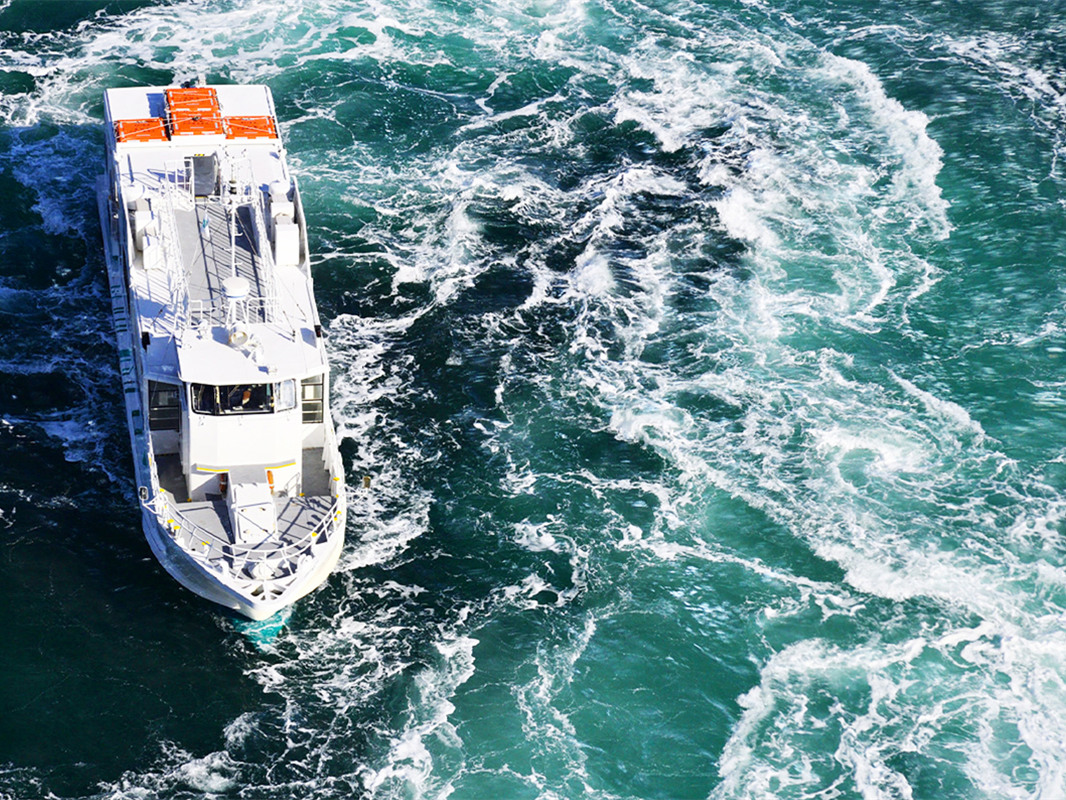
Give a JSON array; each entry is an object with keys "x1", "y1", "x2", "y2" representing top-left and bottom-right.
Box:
[{"x1": 2, "y1": 1, "x2": 1066, "y2": 798}]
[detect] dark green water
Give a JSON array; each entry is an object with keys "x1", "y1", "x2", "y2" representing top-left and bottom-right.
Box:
[{"x1": 2, "y1": 0, "x2": 1066, "y2": 797}]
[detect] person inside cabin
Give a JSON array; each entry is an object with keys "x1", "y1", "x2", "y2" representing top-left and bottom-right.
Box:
[
  {"x1": 217, "y1": 384, "x2": 269, "y2": 413},
  {"x1": 228, "y1": 385, "x2": 254, "y2": 410},
  {"x1": 232, "y1": 384, "x2": 265, "y2": 411}
]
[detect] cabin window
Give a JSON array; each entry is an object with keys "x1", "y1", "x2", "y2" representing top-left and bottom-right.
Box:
[
  {"x1": 148, "y1": 381, "x2": 180, "y2": 430},
  {"x1": 220, "y1": 384, "x2": 272, "y2": 413},
  {"x1": 191, "y1": 383, "x2": 217, "y2": 415},
  {"x1": 191, "y1": 383, "x2": 275, "y2": 415},
  {"x1": 189, "y1": 381, "x2": 300, "y2": 415},
  {"x1": 276, "y1": 379, "x2": 296, "y2": 411},
  {"x1": 301, "y1": 375, "x2": 324, "y2": 424}
]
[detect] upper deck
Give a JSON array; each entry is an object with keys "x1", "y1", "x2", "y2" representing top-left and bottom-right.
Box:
[{"x1": 103, "y1": 85, "x2": 325, "y2": 387}]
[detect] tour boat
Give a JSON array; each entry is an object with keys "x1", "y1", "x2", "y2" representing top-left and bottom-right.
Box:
[{"x1": 97, "y1": 84, "x2": 346, "y2": 620}]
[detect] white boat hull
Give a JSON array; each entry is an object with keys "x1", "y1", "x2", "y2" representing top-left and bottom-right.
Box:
[
  {"x1": 98, "y1": 85, "x2": 349, "y2": 619},
  {"x1": 142, "y1": 504, "x2": 345, "y2": 620}
]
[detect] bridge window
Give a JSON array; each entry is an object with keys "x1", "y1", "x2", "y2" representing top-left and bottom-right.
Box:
[
  {"x1": 190, "y1": 381, "x2": 300, "y2": 415},
  {"x1": 192, "y1": 383, "x2": 274, "y2": 415}
]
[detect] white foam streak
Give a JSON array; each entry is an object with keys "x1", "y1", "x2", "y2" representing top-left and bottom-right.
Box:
[
  {"x1": 944, "y1": 32, "x2": 1066, "y2": 167},
  {"x1": 716, "y1": 625, "x2": 1066, "y2": 799},
  {"x1": 513, "y1": 615, "x2": 602, "y2": 798},
  {"x1": 363, "y1": 634, "x2": 478, "y2": 799},
  {"x1": 822, "y1": 54, "x2": 951, "y2": 240},
  {"x1": 99, "y1": 744, "x2": 241, "y2": 800},
  {"x1": 329, "y1": 311, "x2": 434, "y2": 571},
  {"x1": 891, "y1": 372, "x2": 986, "y2": 440}
]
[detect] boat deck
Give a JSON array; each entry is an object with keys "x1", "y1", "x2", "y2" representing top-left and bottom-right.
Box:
[
  {"x1": 156, "y1": 447, "x2": 334, "y2": 546},
  {"x1": 176, "y1": 201, "x2": 270, "y2": 321},
  {"x1": 157, "y1": 452, "x2": 188, "y2": 499},
  {"x1": 169, "y1": 493, "x2": 334, "y2": 545}
]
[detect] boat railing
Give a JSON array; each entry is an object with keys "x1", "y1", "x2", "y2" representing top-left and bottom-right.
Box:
[
  {"x1": 281, "y1": 469, "x2": 301, "y2": 498},
  {"x1": 129, "y1": 160, "x2": 286, "y2": 340},
  {"x1": 154, "y1": 185, "x2": 192, "y2": 332},
  {"x1": 142, "y1": 486, "x2": 343, "y2": 573},
  {"x1": 142, "y1": 429, "x2": 163, "y2": 498},
  {"x1": 323, "y1": 415, "x2": 346, "y2": 494},
  {"x1": 187, "y1": 295, "x2": 277, "y2": 328},
  {"x1": 162, "y1": 158, "x2": 195, "y2": 210}
]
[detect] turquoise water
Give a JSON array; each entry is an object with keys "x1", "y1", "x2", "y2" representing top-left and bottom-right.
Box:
[{"x1": 2, "y1": 0, "x2": 1066, "y2": 797}]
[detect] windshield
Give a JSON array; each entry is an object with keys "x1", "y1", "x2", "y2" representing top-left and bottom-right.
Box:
[
  {"x1": 191, "y1": 383, "x2": 273, "y2": 415},
  {"x1": 190, "y1": 380, "x2": 297, "y2": 415}
]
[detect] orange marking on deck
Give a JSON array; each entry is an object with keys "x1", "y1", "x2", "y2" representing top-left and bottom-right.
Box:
[
  {"x1": 166, "y1": 87, "x2": 224, "y2": 137},
  {"x1": 165, "y1": 87, "x2": 220, "y2": 112}
]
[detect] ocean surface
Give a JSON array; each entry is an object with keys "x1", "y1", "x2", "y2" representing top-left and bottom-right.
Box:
[{"x1": 2, "y1": 0, "x2": 1066, "y2": 797}]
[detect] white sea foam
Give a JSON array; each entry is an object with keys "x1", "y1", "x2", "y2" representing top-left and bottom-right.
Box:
[
  {"x1": 328, "y1": 311, "x2": 434, "y2": 571},
  {"x1": 944, "y1": 31, "x2": 1066, "y2": 165},
  {"x1": 459, "y1": 9, "x2": 1066, "y2": 796},
  {"x1": 514, "y1": 520, "x2": 561, "y2": 553},
  {"x1": 715, "y1": 618, "x2": 1066, "y2": 799},
  {"x1": 891, "y1": 372, "x2": 986, "y2": 440},
  {"x1": 822, "y1": 53, "x2": 951, "y2": 240},
  {"x1": 10, "y1": 1, "x2": 1065, "y2": 798},
  {"x1": 99, "y1": 743, "x2": 241, "y2": 800},
  {"x1": 512, "y1": 614, "x2": 599, "y2": 796},
  {"x1": 362, "y1": 633, "x2": 478, "y2": 798}
]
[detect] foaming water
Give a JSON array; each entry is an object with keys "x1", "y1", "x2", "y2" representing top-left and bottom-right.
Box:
[{"x1": 3, "y1": 0, "x2": 1066, "y2": 798}]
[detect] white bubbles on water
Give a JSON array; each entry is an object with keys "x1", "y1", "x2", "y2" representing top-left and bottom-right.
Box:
[
  {"x1": 432, "y1": 6, "x2": 1066, "y2": 798},
  {"x1": 714, "y1": 619, "x2": 1066, "y2": 800},
  {"x1": 98, "y1": 743, "x2": 241, "y2": 800},
  {"x1": 822, "y1": 53, "x2": 951, "y2": 240},
  {"x1": 944, "y1": 30, "x2": 1066, "y2": 176},
  {"x1": 6, "y1": 0, "x2": 1066, "y2": 798},
  {"x1": 362, "y1": 632, "x2": 478, "y2": 798}
]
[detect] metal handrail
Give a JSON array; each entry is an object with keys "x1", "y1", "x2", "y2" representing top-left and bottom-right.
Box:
[
  {"x1": 162, "y1": 158, "x2": 194, "y2": 208},
  {"x1": 188, "y1": 295, "x2": 277, "y2": 328},
  {"x1": 133, "y1": 158, "x2": 284, "y2": 339},
  {"x1": 324, "y1": 422, "x2": 346, "y2": 489},
  {"x1": 155, "y1": 185, "x2": 191, "y2": 333},
  {"x1": 124, "y1": 169, "x2": 191, "y2": 336},
  {"x1": 143, "y1": 488, "x2": 338, "y2": 563},
  {"x1": 144, "y1": 487, "x2": 342, "y2": 566}
]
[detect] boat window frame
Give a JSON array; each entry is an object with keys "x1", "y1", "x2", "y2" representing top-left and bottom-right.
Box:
[
  {"x1": 191, "y1": 382, "x2": 218, "y2": 415},
  {"x1": 276, "y1": 378, "x2": 296, "y2": 412},
  {"x1": 147, "y1": 380, "x2": 181, "y2": 431},
  {"x1": 301, "y1": 374, "x2": 324, "y2": 424},
  {"x1": 190, "y1": 382, "x2": 281, "y2": 416},
  {"x1": 189, "y1": 381, "x2": 300, "y2": 420}
]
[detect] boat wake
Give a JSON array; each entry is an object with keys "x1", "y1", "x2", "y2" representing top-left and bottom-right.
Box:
[{"x1": 3, "y1": 0, "x2": 1066, "y2": 798}]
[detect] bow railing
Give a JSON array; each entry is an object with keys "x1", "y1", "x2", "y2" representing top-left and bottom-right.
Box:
[{"x1": 142, "y1": 485, "x2": 343, "y2": 577}]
